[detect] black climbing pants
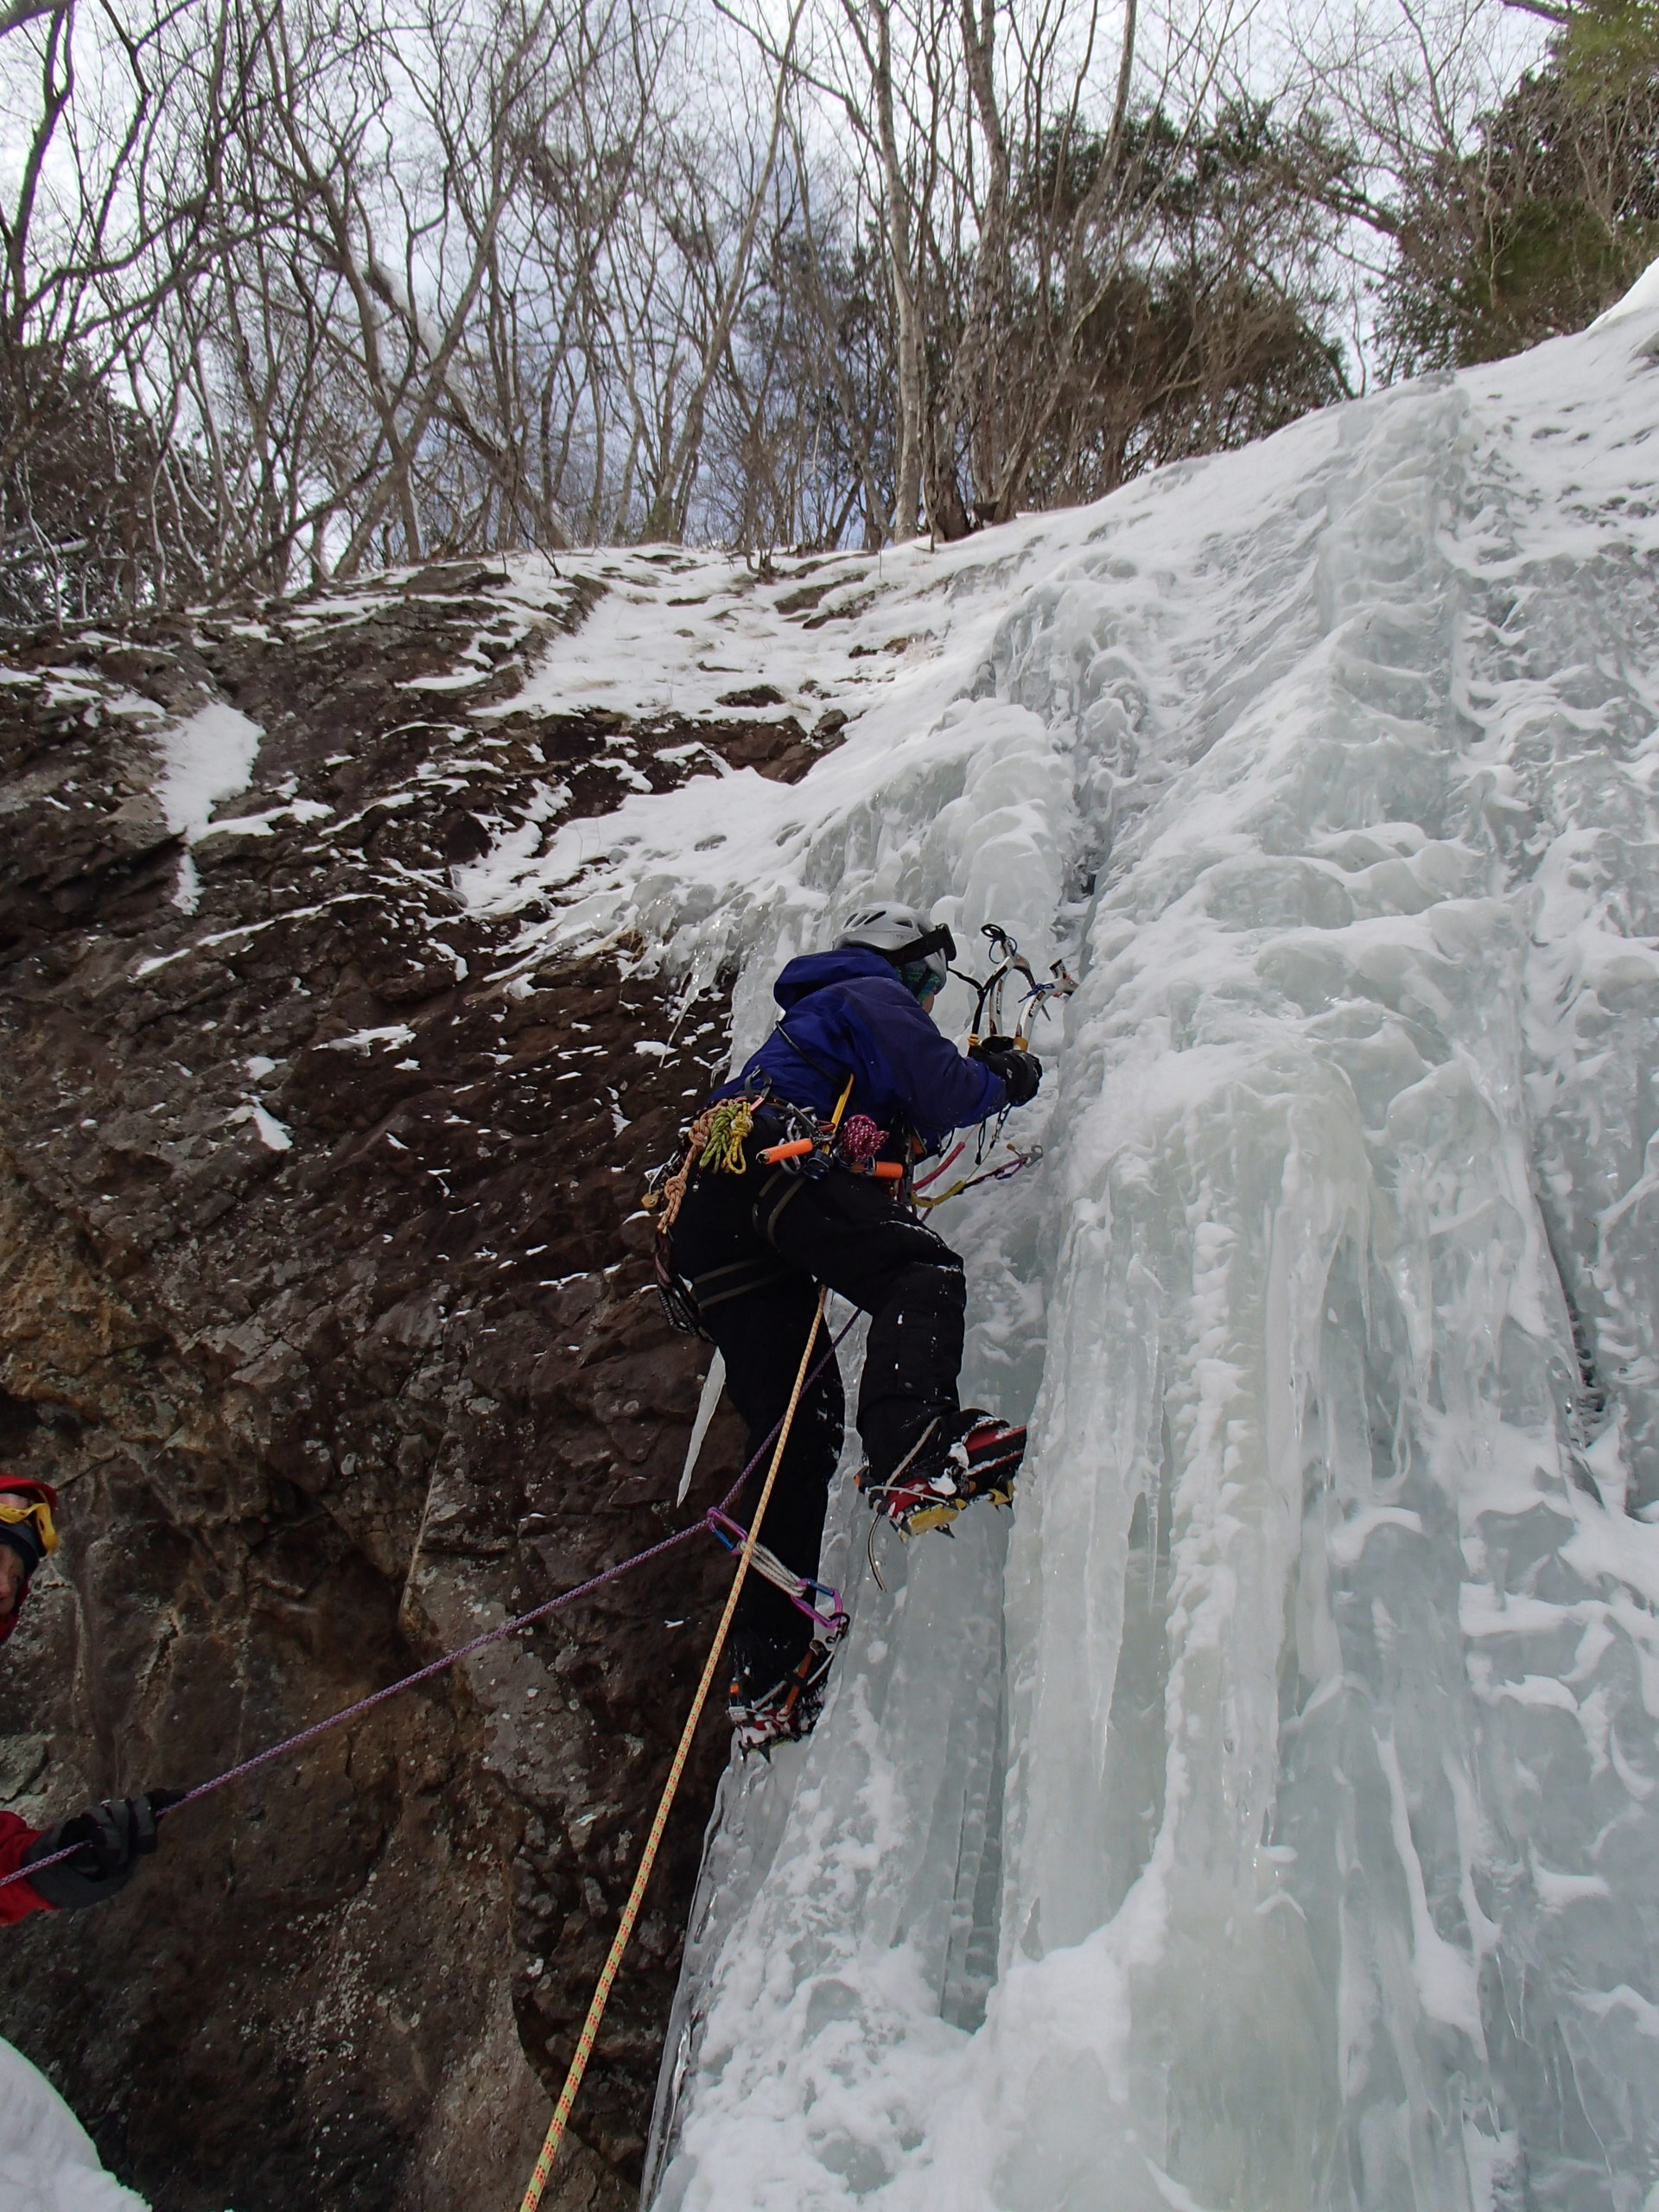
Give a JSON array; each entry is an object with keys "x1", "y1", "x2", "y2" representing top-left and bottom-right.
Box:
[{"x1": 669, "y1": 1139, "x2": 966, "y2": 1661}]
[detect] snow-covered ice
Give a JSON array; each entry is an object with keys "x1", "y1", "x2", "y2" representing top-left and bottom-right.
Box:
[
  {"x1": 0, "y1": 2039, "x2": 148, "y2": 2211},
  {"x1": 445, "y1": 270, "x2": 1659, "y2": 2211}
]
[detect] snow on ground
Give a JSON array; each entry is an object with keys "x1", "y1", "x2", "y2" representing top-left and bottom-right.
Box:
[
  {"x1": 152, "y1": 702, "x2": 264, "y2": 842},
  {"x1": 0, "y1": 2039, "x2": 148, "y2": 2211},
  {"x1": 151, "y1": 701, "x2": 264, "y2": 915},
  {"x1": 458, "y1": 522, "x2": 1089, "y2": 1030},
  {"x1": 433, "y1": 278, "x2": 1659, "y2": 2212}
]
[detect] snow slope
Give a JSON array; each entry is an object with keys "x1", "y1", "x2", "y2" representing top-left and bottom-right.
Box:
[
  {"x1": 452, "y1": 284, "x2": 1659, "y2": 2212},
  {"x1": 0, "y1": 2040, "x2": 148, "y2": 2211}
]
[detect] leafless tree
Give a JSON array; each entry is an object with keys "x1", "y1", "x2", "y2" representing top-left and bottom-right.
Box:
[{"x1": 0, "y1": 0, "x2": 1572, "y2": 620}]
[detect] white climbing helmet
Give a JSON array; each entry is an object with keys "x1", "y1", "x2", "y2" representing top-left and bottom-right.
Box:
[{"x1": 836, "y1": 905, "x2": 957, "y2": 998}]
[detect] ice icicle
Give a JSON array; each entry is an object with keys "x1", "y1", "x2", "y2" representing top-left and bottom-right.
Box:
[{"x1": 678, "y1": 1351, "x2": 726, "y2": 1505}]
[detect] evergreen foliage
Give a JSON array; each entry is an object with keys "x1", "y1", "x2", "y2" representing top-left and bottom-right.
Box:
[{"x1": 1378, "y1": 0, "x2": 1659, "y2": 371}]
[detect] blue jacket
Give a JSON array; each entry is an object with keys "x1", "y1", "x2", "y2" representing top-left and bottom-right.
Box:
[{"x1": 715, "y1": 946, "x2": 1005, "y2": 1149}]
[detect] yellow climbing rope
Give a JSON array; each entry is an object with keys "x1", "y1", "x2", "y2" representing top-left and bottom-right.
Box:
[{"x1": 517, "y1": 1281, "x2": 832, "y2": 2212}]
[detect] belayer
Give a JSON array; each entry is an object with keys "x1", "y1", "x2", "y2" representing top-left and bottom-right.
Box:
[
  {"x1": 652, "y1": 906, "x2": 1042, "y2": 1751},
  {"x1": 0, "y1": 1472, "x2": 179, "y2": 1923}
]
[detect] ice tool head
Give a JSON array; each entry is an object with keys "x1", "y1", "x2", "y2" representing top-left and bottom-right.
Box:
[{"x1": 836, "y1": 905, "x2": 956, "y2": 1001}]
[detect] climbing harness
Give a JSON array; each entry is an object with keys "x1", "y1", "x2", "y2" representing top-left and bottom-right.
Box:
[
  {"x1": 518, "y1": 1286, "x2": 833, "y2": 2212},
  {"x1": 649, "y1": 1076, "x2": 892, "y2": 1338},
  {"x1": 757, "y1": 1109, "x2": 905, "y2": 1182},
  {"x1": 752, "y1": 1075, "x2": 901, "y2": 1181},
  {"x1": 0, "y1": 1313, "x2": 861, "y2": 1900}
]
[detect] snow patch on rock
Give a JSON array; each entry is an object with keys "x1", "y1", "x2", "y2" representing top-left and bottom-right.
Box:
[
  {"x1": 155, "y1": 703, "x2": 264, "y2": 842},
  {"x1": 154, "y1": 702, "x2": 264, "y2": 914}
]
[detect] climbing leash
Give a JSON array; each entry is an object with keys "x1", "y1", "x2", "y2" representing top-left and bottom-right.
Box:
[{"x1": 915, "y1": 1143, "x2": 1042, "y2": 1213}]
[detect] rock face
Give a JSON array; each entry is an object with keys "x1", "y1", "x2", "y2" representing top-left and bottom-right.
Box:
[{"x1": 0, "y1": 562, "x2": 841, "y2": 2209}]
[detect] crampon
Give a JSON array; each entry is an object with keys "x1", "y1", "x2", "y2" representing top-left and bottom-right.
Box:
[
  {"x1": 713, "y1": 1513, "x2": 849, "y2": 1755},
  {"x1": 857, "y1": 1409, "x2": 1027, "y2": 1541},
  {"x1": 728, "y1": 1621, "x2": 846, "y2": 1755}
]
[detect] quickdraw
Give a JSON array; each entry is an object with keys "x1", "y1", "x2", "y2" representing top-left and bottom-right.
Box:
[{"x1": 704, "y1": 1508, "x2": 849, "y2": 1644}]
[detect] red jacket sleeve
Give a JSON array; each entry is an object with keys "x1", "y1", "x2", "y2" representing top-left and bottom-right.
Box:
[{"x1": 0, "y1": 1809, "x2": 51, "y2": 1923}]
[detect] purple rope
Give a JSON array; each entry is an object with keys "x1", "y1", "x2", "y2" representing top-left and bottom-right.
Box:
[{"x1": 3, "y1": 1313, "x2": 859, "y2": 1893}]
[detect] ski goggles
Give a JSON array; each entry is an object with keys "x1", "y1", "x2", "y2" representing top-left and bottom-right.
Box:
[{"x1": 889, "y1": 924, "x2": 956, "y2": 1000}]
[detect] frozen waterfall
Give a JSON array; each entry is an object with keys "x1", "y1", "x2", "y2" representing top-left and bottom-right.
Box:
[{"x1": 474, "y1": 279, "x2": 1659, "y2": 2212}]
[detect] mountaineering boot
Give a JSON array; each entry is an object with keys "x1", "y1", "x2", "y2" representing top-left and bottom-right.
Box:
[
  {"x1": 728, "y1": 1624, "x2": 846, "y2": 1755},
  {"x1": 858, "y1": 1408, "x2": 1027, "y2": 1537}
]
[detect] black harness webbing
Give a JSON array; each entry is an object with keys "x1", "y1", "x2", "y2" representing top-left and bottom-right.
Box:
[
  {"x1": 772, "y1": 1020, "x2": 853, "y2": 1096},
  {"x1": 688, "y1": 1255, "x2": 793, "y2": 1313},
  {"x1": 755, "y1": 1164, "x2": 809, "y2": 1245}
]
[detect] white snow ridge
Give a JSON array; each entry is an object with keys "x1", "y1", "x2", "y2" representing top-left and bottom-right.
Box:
[{"x1": 444, "y1": 272, "x2": 1659, "y2": 2212}]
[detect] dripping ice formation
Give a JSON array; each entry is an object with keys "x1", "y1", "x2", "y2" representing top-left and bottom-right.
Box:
[{"x1": 467, "y1": 274, "x2": 1659, "y2": 2210}]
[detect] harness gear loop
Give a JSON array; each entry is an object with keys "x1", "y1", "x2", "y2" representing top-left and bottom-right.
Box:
[
  {"x1": 757, "y1": 1075, "x2": 858, "y2": 1168},
  {"x1": 518, "y1": 1284, "x2": 832, "y2": 2212}
]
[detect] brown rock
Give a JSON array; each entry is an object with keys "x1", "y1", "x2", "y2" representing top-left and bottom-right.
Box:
[{"x1": 0, "y1": 572, "x2": 769, "y2": 2210}]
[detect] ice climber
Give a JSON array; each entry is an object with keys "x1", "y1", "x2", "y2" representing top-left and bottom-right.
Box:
[
  {"x1": 654, "y1": 906, "x2": 1042, "y2": 1751},
  {"x1": 0, "y1": 1473, "x2": 179, "y2": 1923}
]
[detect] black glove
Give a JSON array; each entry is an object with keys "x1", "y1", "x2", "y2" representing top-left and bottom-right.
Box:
[
  {"x1": 23, "y1": 1789, "x2": 183, "y2": 1912},
  {"x1": 970, "y1": 1036, "x2": 1042, "y2": 1109}
]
